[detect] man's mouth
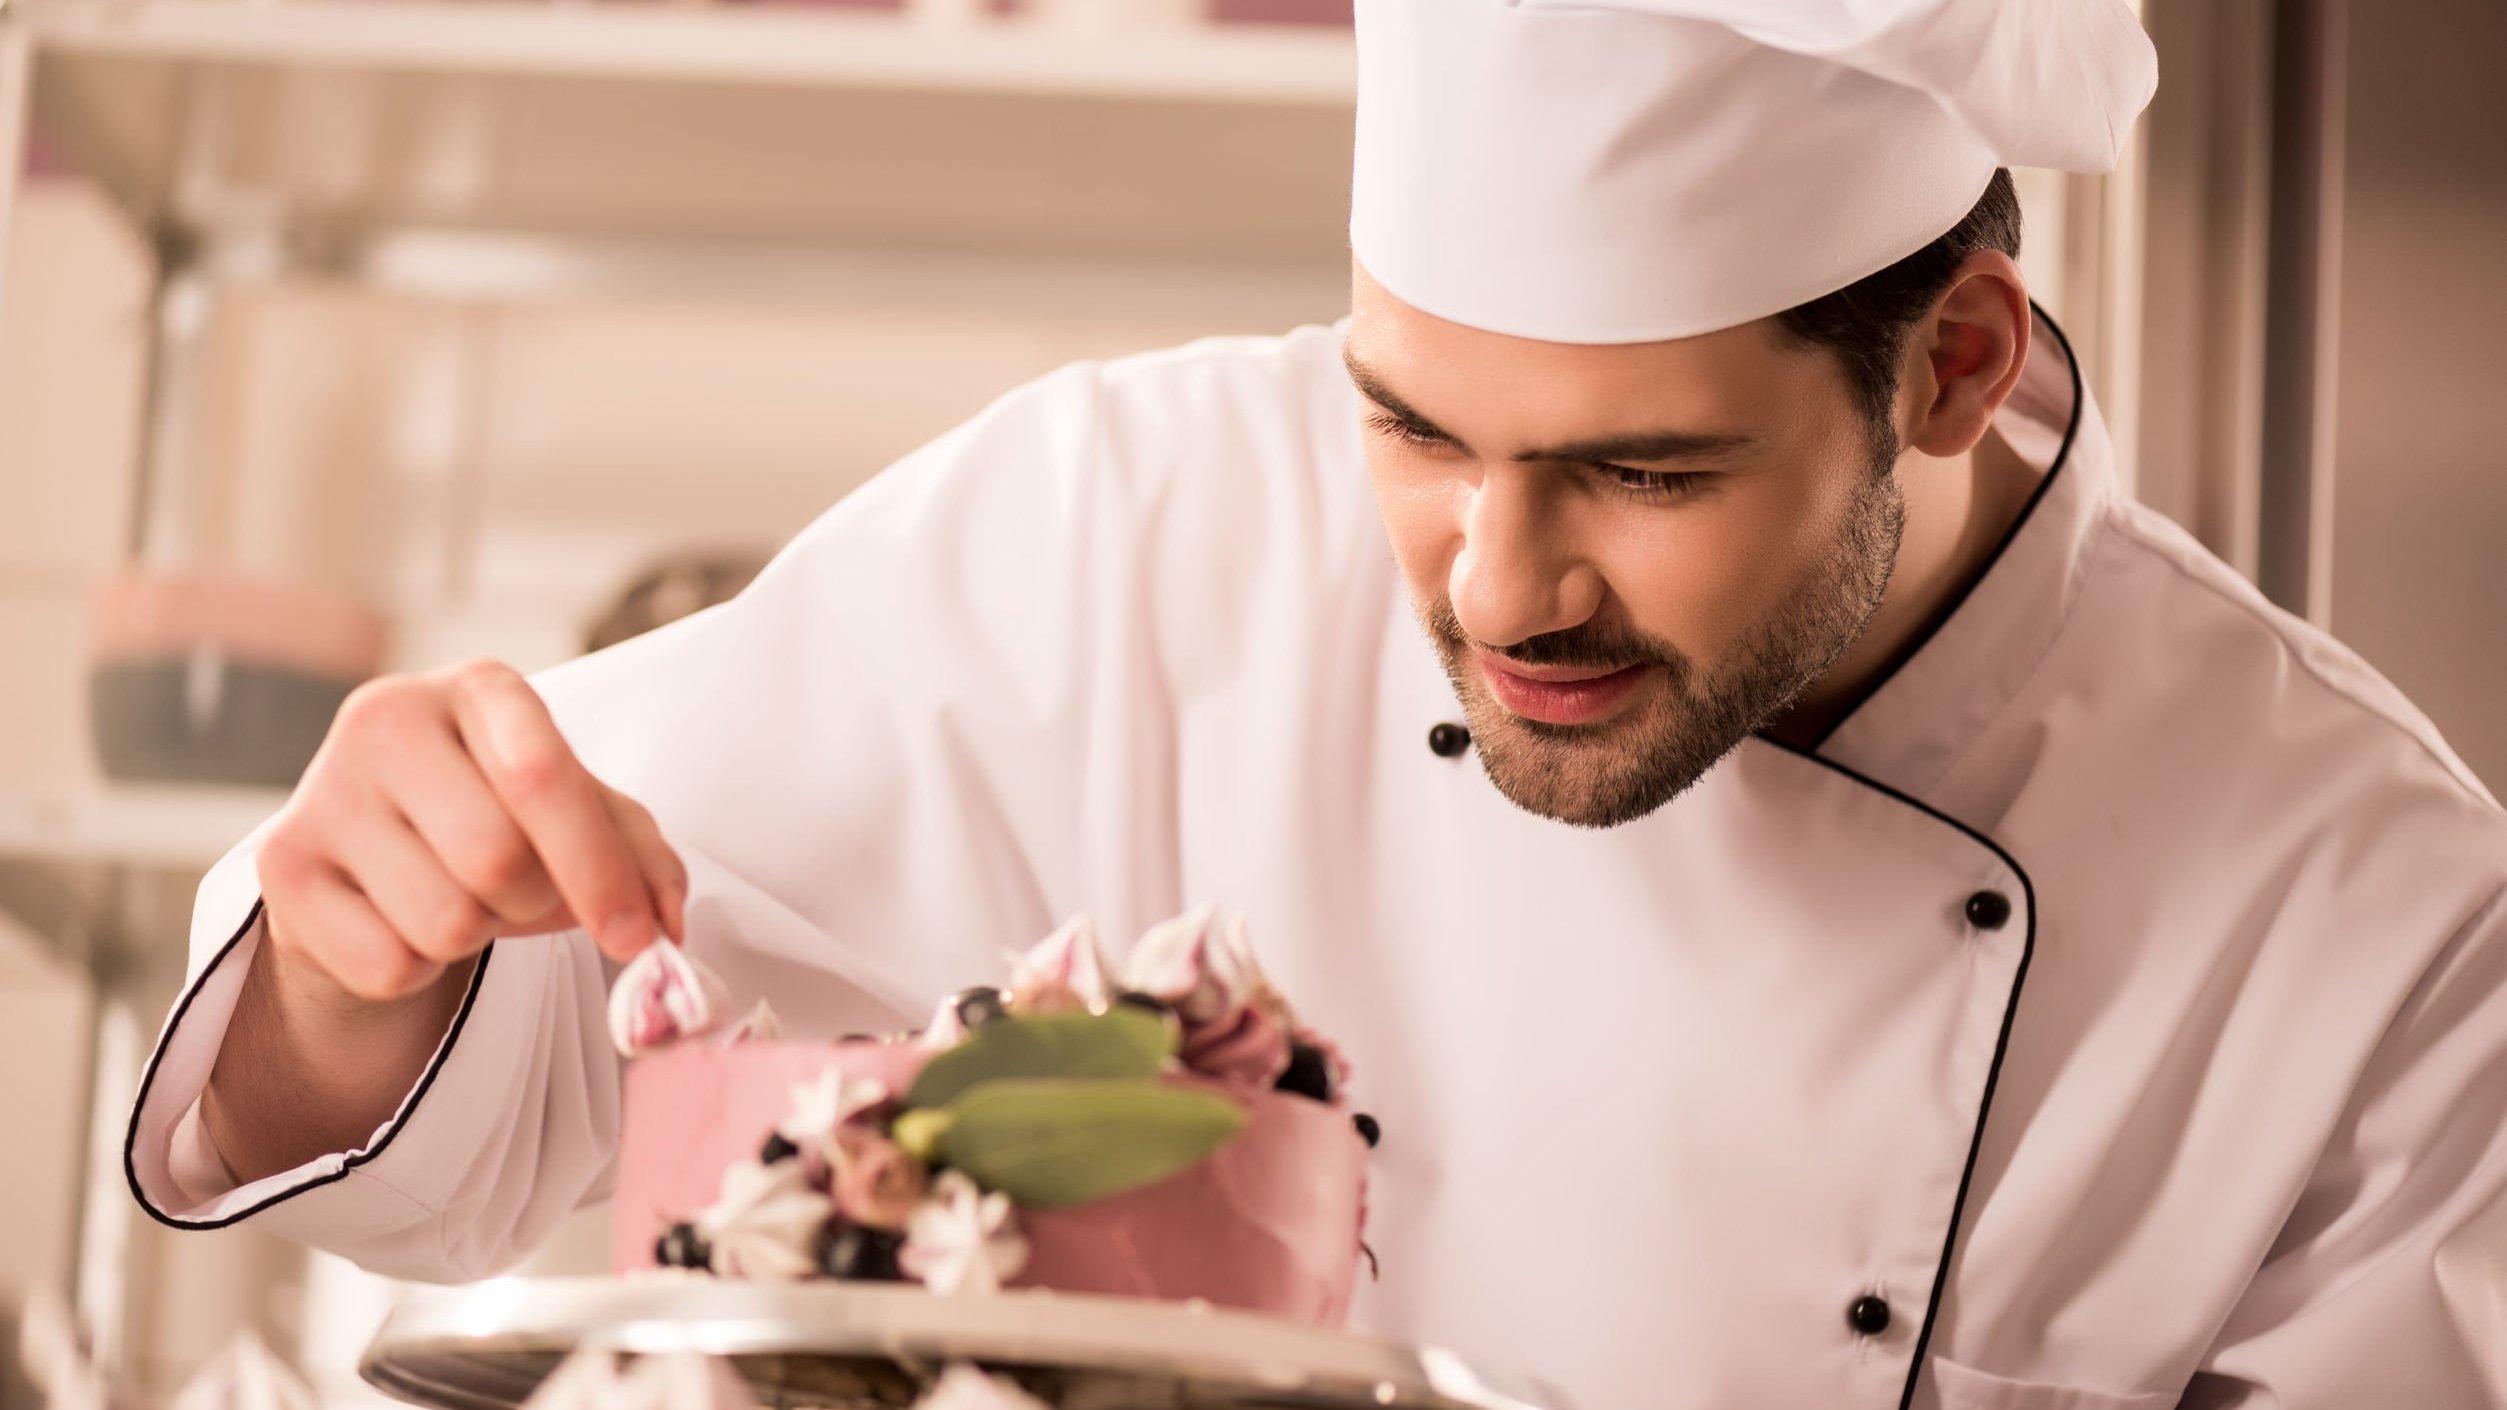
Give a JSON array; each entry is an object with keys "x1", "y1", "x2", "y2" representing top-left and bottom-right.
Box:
[{"x1": 1474, "y1": 652, "x2": 1653, "y2": 727}]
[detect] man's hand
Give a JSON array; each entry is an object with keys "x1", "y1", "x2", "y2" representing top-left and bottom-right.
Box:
[
  {"x1": 199, "y1": 660, "x2": 686, "y2": 1185},
  {"x1": 259, "y1": 658, "x2": 686, "y2": 999}
]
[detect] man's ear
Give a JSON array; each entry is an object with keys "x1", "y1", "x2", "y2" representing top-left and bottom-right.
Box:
[{"x1": 1900, "y1": 251, "x2": 2031, "y2": 459}]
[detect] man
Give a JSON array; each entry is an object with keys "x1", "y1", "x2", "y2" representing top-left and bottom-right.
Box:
[{"x1": 127, "y1": 1, "x2": 2507, "y2": 1406}]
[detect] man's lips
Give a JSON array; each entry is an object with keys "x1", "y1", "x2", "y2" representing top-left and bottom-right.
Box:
[{"x1": 1476, "y1": 651, "x2": 1651, "y2": 726}]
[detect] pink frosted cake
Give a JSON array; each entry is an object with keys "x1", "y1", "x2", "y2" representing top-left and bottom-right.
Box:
[{"x1": 607, "y1": 910, "x2": 1375, "y2": 1324}]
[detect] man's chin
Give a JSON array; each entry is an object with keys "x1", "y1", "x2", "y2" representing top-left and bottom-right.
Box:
[{"x1": 1463, "y1": 710, "x2": 1731, "y2": 830}]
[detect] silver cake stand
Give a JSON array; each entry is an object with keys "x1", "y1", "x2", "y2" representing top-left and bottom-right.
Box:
[{"x1": 361, "y1": 1277, "x2": 1569, "y2": 1410}]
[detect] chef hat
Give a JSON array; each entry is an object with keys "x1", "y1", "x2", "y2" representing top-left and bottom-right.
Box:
[{"x1": 1349, "y1": 0, "x2": 2158, "y2": 344}]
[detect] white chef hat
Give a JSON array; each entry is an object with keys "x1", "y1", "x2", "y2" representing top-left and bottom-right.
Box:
[{"x1": 1349, "y1": 0, "x2": 2158, "y2": 344}]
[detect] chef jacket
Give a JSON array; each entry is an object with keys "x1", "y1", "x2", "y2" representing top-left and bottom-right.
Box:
[{"x1": 127, "y1": 309, "x2": 2507, "y2": 1410}]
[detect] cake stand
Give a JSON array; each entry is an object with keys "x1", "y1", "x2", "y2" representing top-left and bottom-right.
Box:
[{"x1": 361, "y1": 1277, "x2": 1571, "y2": 1410}]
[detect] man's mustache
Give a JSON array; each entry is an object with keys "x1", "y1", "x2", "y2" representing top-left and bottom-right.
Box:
[{"x1": 1419, "y1": 598, "x2": 1691, "y2": 676}]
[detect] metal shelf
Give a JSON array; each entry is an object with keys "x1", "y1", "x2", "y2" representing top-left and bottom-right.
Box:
[
  {"x1": 20, "y1": 0, "x2": 1359, "y2": 262},
  {"x1": 20, "y1": 0, "x2": 1357, "y2": 103},
  {"x1": 0, "y1": 783, "x2": 280, "y2": 871}
]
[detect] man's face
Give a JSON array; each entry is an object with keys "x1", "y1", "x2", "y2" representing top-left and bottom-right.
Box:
[{"x1": 1347, "y1": 264, "x2": 1906, "y2": 828}]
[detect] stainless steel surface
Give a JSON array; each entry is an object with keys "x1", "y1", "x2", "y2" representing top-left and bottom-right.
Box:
[{"x1": 362, "y1": 1278, "x2": 1568, "y2": 1410}]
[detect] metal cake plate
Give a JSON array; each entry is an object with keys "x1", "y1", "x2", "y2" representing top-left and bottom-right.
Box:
[{"x1": 361, "y1": 1277, "x2": 1570, "y2": 1410}]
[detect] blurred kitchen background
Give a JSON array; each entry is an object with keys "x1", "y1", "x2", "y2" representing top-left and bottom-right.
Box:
[{"x1": 0, "y1": 0, "x2": 2497, "y2": 1405}]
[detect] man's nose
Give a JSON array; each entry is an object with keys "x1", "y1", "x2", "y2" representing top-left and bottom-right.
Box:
[{"x1": 1448, "y1": 473, "x2": 1604, "y2": 648}]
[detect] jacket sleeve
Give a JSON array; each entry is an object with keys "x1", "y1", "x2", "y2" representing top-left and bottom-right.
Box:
[
  {"x1": 2187, "y1": 885, "x2": 2507, "y2": 1409},
  {"x1": 118, "y1": 338, "x2": 1321, "y2": 1280}
]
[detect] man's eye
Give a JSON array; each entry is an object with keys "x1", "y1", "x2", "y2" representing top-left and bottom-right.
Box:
[
  {"x1": 1597, "y1": 464, "x2": 1707, "y2": 501},
  {"x1": 1365, "y1": 411, "x2": 1450, "y2": 449}
]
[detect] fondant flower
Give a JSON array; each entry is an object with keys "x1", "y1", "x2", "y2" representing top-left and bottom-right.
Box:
[
  {"x1": 713, "y1": 1000, "x2": 781, "y2": 1050},
  {"x1": 913, "y1": 1366, "x2": 1051, "y2": 1410},
  {"x1": 1121, "y1": 905, "x2": 1254, "y2": 1027},
  {"x1": 832, "y1": 1126, "x2": 929, "y2": 1231},
  {"x1": 607, "y1": 939, "x2": 732, "y2": 1056},
  {"x1": 697, "y1": 1159, "x2": 835, "y2": 1281},
  {"x1": 1177, "y1": 1000, "x2": 1292, "y2": 1089},
  {"x1": 901, "y1": 1171, "x2": 1029, "y2": 1295},
  {"x1": 780, "y1": 1067, "x2": 888, "y2": 1146},
  {"x1": 1006, "y1": 916, "x2": 1114, "y2": 1015}
]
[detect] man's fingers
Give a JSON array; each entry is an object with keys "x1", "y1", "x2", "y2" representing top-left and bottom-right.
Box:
[
  {"x1": 332, "y1": 812, "x2": 499, "y2": 966},
  {"x1": 444, "y1": 662, "x2": 661, "y2": 962},
  {"x1": 268, "y1": 867, "x2": 448, "y2": 1004},
  {"x1": 603, "y1": 785, "x2": 688, "y2": 943},
  {"x1": 378, "y1": 713, "x2": 565, "y2": 926}
]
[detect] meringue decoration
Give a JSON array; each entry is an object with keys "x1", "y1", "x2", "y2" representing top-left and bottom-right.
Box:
[
  {"x1": 918, "y1": 991, "x2": 971, "y2": 1051},
  {"x1": 779, "y1": 1068, "x2": 890, "y2": 1153},
  {"x1": 1120, "y1": 905, "x2": 1252, "y2": 1027},
  {"x1": 697, "y1": 1159, "x2": 836, "y2": 1281},
  {"x1": 607, "y1": 939, "x2": 733, "y2": 1056},
  {"x1": 165, "y1": 1333, "x2": 318, "y2": 1410},
  {"x1": 901, "y1": 1171, "x2": 1030, "y2": 1295},
  {"x1": 713, "y1": 1000, "x2": 781, "y2": 1050},
  {"x1": 520, "y1": 1350, "x2": 756, "y2": 1410},
  {"x1": 1007, "y1": 916, "x2": 1115, "y2": 1015},
  {"x1": 518, "y1": 1348, "x2": 627, "y2": 1410},
  {"x1": 913, "y1": 1365, "x2": 1052, "y2": 1410},
  {"x1": 618, "y1": 1353, "x2": 757, "y2": 1410}
]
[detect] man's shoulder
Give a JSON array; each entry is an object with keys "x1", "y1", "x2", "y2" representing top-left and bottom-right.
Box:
[{"x1": 2071, "y1": 495, "x2": 2499, "y2": 824}]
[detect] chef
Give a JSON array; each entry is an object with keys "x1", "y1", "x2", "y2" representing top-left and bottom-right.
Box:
[{"x1": 125, "y1": 1, "x2": 2507, "y2": 1406}]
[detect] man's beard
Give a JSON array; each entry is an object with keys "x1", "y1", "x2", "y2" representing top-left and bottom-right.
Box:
[{"x1": 1419, "y1": 465, "x2": 1906, "y2": 829}]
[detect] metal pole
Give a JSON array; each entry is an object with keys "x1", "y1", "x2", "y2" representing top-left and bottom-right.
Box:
[{"x1": 2255, "y1": 0, "x2": 2348, "y2": 625}]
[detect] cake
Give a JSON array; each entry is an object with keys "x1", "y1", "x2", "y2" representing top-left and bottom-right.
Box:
[{"x1": 607, "y1": 909, "x2": 1375, "y2": 1323}]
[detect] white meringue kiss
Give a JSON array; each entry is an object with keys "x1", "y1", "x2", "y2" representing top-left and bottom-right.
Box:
[
  {"x1": 522, "y1": 1350, "x2": 756, "y2": 1410},
  {"x1": 165, "y1": 1333, "x2": 318, "y2": 1410},
  {"x1": 697, "y1": 1159, "x2": 835, "y2": 1281},
  {"x1": 712, "y1": 1000, "x2": 781, "y2": 1051},
  {"x1": 1122, "y1": 905, "x2": 1255, "y2": 1026},
  {"x1": 919, "y1": 991, "x2": 971, "y2": 1051},
  {"x1": 901, "y1": 1171, "x2": 1030, "y2": 1296},
  {"x1": 914, "y1": 1365, "x2": 1052, "y2": 1410},
  {"x1": 1007, "y1": 916, "x2": 1115, "y2": 1014},
  {"x1": 607, "y1": 939, "x2": 732, "y2": 1057}
]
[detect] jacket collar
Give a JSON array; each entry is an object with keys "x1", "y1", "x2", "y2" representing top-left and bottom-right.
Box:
[{"x1": 1809, "y1": 306, "x2": 2113, "y2": 804}]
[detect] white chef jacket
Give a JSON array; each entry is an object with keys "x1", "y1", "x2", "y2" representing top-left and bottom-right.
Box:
[{"x1": 127, "y1": 311, "x2": 2507, "y2": 1410}]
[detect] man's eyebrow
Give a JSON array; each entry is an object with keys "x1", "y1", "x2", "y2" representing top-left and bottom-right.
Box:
[
  {"x1": 1345, "y1": 350, "x2": 1759, "y2": 466},
  {"x1": 1344, "y1": 353, "x2": 1464, "y2": 445},
  {"x1": 1517, "y1": 427, "x2": 1761, "y2": 465}
]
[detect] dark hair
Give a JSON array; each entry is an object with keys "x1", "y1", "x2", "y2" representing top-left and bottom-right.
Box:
[{"x1": 1773, "y1": 168, "x2": 2023, "y2": 433}]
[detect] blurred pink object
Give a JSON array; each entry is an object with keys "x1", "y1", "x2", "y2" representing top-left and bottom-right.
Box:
[
  {"x1": 1211, "y1": 0, "x2": 1348, "y2": 23},
  {"x1": 86, "y1": 568, "x2": 388, "y2": 786}
]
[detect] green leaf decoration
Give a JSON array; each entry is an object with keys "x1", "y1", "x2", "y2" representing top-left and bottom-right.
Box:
[
  {"x1": 891, "y1": 1108, "x2": 955, "y2": 1163},
  {"x1": 905, "y1": 1009, "x2": 1176, "y2": 1111},
  {"x1": 931, "y1": 1078, "x2": 1245, "y2": 1209}
]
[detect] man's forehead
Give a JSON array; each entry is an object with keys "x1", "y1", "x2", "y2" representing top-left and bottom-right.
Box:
[{"x1": 1341, "y1": 306, "x2": 1804, "y2": 462}]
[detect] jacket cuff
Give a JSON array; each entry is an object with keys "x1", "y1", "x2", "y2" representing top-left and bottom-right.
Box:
[{"x1": 122, "y1": 866, "x2": 498, "y2": 1245}]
